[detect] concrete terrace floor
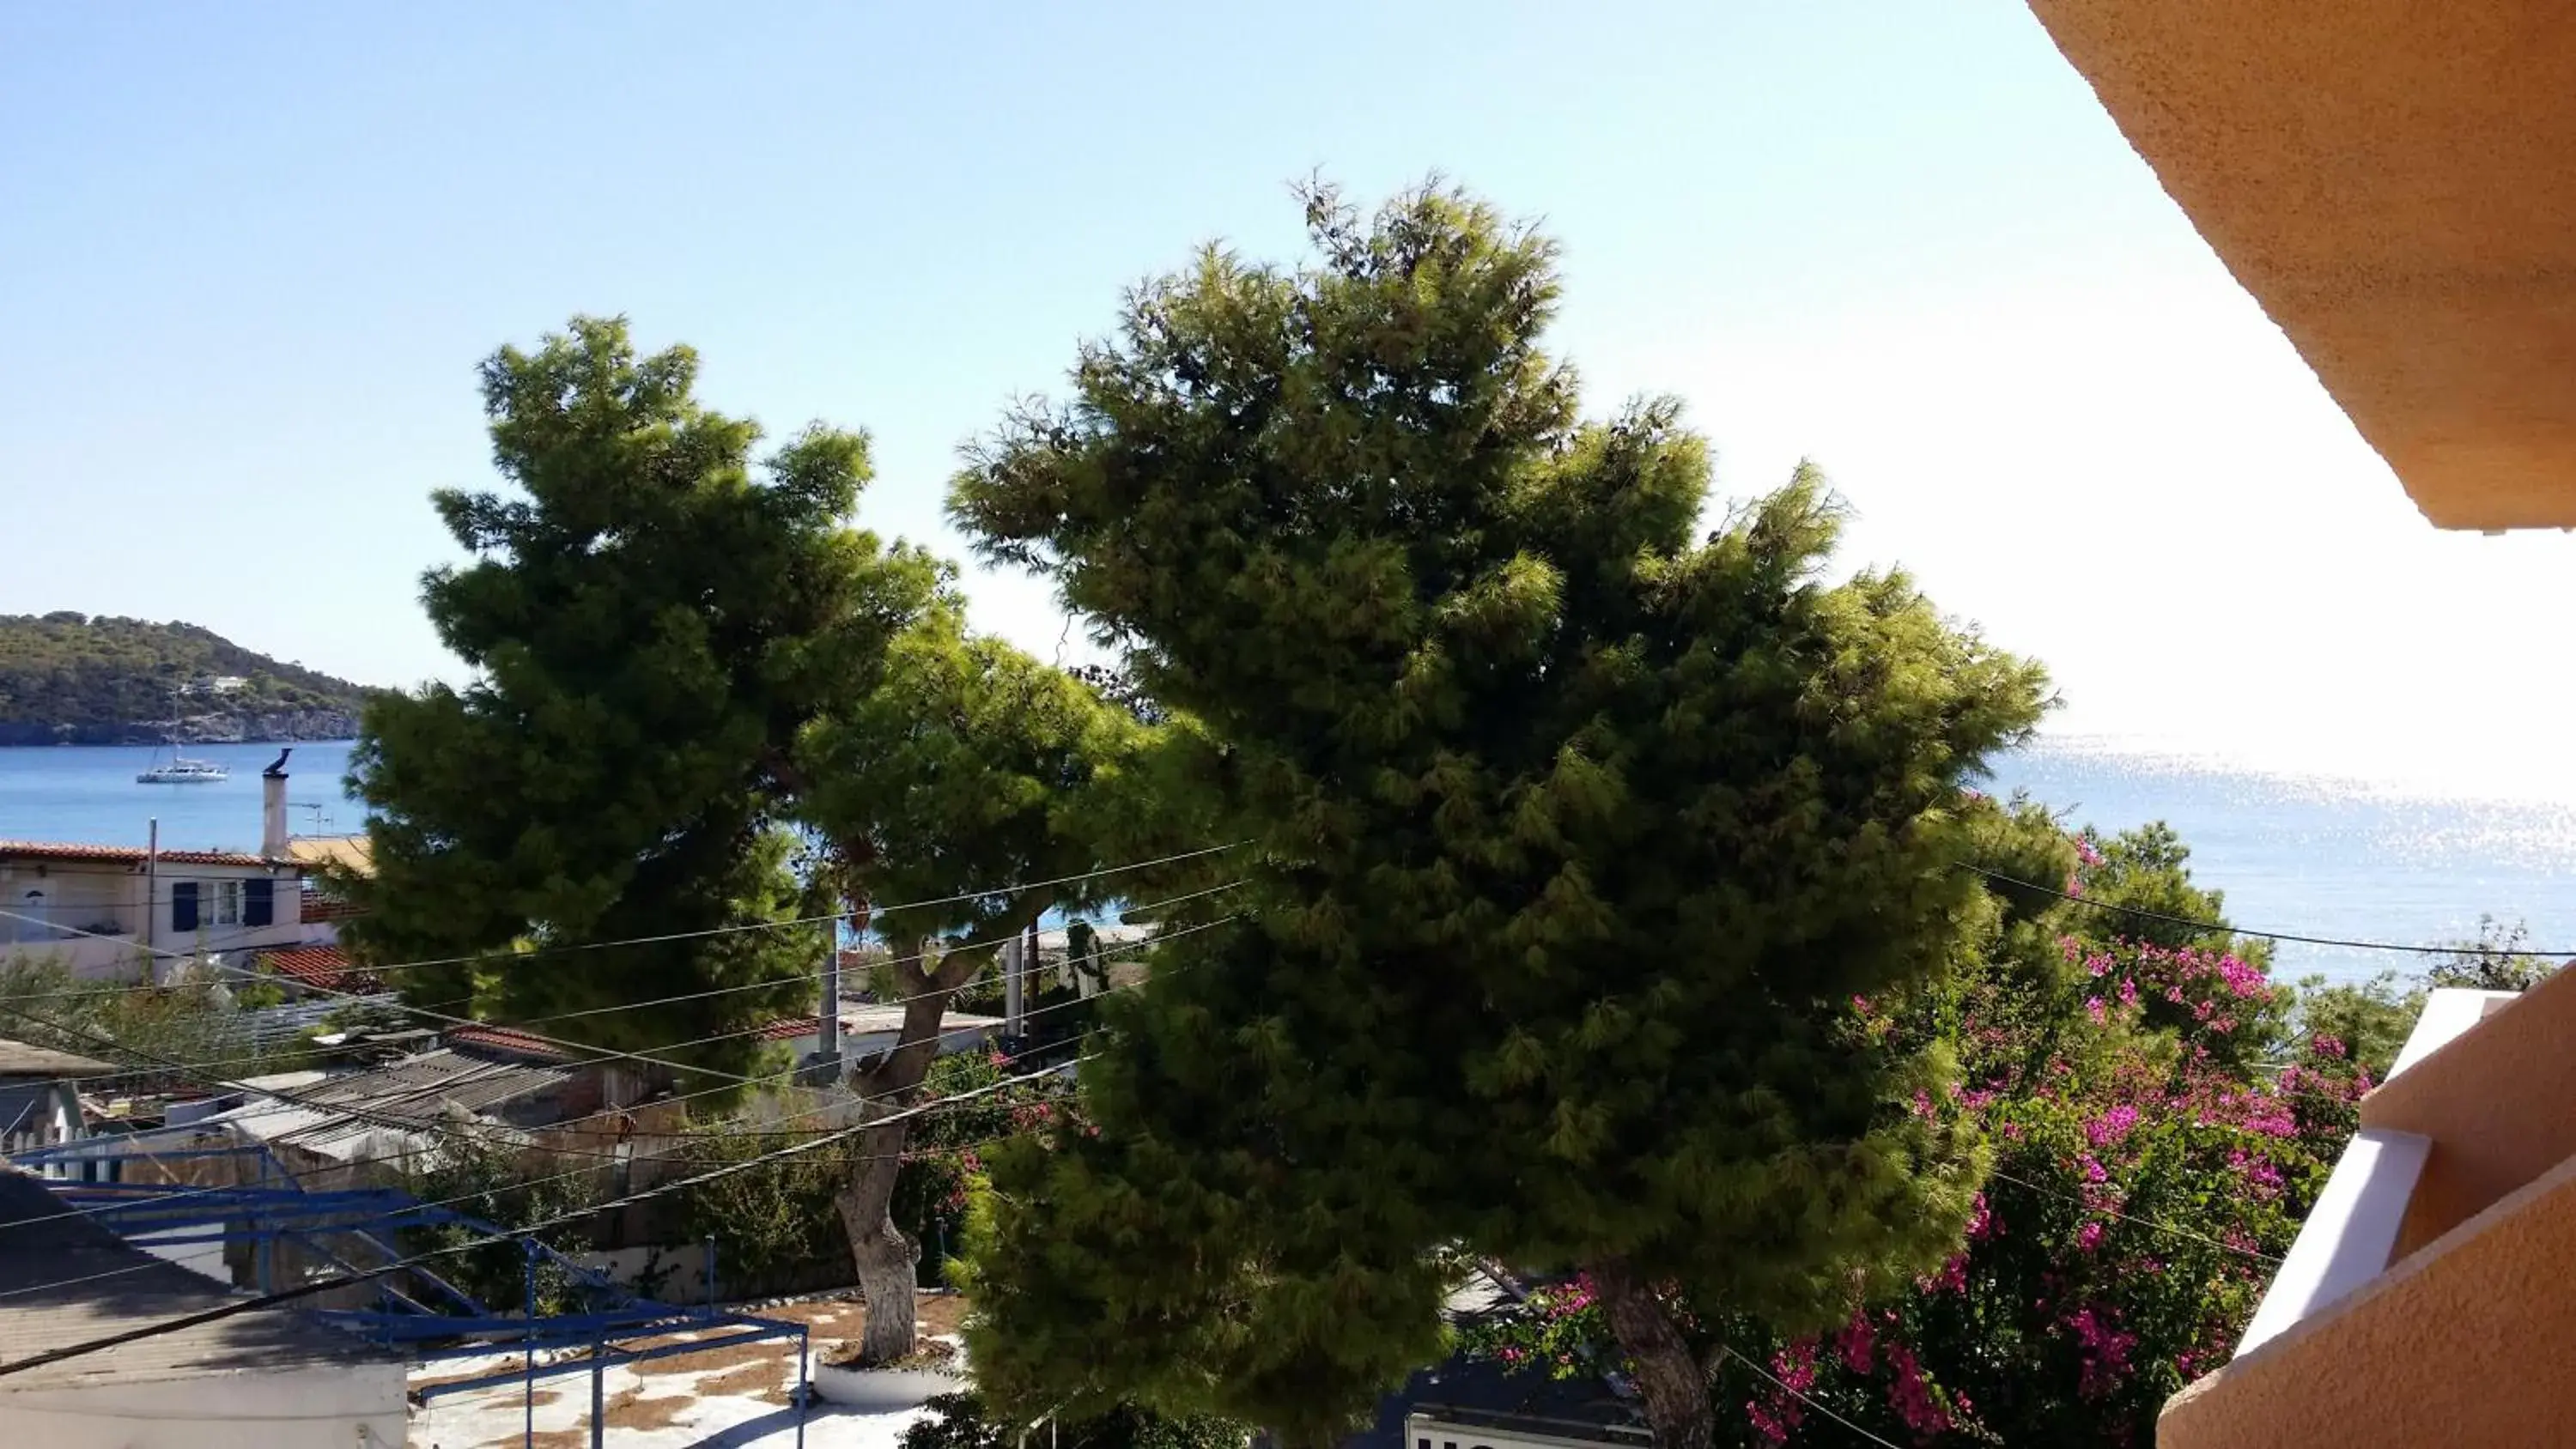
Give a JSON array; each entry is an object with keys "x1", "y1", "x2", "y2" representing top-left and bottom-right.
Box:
[{"x1": 412, "y1": 1294, "x2": 966, "y2": 1449}]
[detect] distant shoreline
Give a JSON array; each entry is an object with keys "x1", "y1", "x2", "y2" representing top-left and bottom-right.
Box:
[{"x1": 0, "y1": 714, "x2": 361, "y2": 749}]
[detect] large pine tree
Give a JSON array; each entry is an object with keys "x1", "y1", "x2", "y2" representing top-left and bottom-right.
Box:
[
  {"x1": 347, "y1": 317, "x2": 1163, "y2": 1362},
  {"x1": 949, "y1": 185, "x2": 2052, "y2": 1448}
]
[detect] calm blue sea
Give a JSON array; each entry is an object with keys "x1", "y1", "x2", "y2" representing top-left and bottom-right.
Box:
[
  {"x1": 1988, "y1": 740, "x2": 2576, "y2": 985},
  {"x1": 3, "y1": 736, "x2": 2570, "y2": 985},
  {"x1": 0, "y1": 740, "x2": 363, "y2": 856}
]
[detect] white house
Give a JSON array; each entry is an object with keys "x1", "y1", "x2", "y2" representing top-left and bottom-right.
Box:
[{"x1": 0, "y1": 756, "x2": 339, "y2": 980}]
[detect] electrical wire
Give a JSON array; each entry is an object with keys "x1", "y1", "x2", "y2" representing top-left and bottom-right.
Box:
[
  {"x1": 1960, "y1": 865, "x2": 2575, "y2": 958},
  {"x1": 0, "y1": 957, "x2": 1169, "y2": 1234},
  {"x1": 0, "y1": 1052, "x2": 1090, "y2": 1378},
  {"x1": 1984, "y1": 1167, "x2": 2282, "y2": 1265},
  {"x1": 1716, "y1": 1343, "x2": 1910, "y2": 1449},
  {"x1": 26, "y1": 884, "x2": 1237, "y2": 1093},
  {"x1": 0, "y1": 1016, "x2": 1100, "y2": 1299},
  {"x1": 0, "y1": 843, "x2": 1242, "y2": 1084},
  {"x1": 0, "y1": 839, "x2": 1244, "y2": 1008}
]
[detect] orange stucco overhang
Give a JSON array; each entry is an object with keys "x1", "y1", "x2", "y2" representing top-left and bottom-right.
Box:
[{"x1": 2025, "y1": 1, "x2": 2576, "y2": 530}]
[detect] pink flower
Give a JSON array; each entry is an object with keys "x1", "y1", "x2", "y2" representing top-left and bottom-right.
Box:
[
  {"x1": 2080, "y1": 1154, "x2": 2109, "y2": 1183},
  {"x1": 1838, "y1": 1313, "x2": 1877, "y2": 1373},
  {"x1": 2117, "y1": 978, "x2": 2140, "y2": 1008},
  {"x1": 2087, "y1": 997, "x2": 2109, "y2": 1025},
  {"x1": 2065, "y1": 1306, "x2": 2139, "y2": 1398},
  {"x1": 1883, "y1": 1343, "x2": 1952, "y2": 1436},
  {"x1": 2312, "y1": 1034, "x2": 2348, "y2": 1060},
  {"x1": 2085, "y1": 1104, "x2": 2141, "y2": 1148},
  {"x1": 1965, "y1": 1191, "x2": 1996, "y2": 1241},
  {"x1": 2077, "y1": 1221, "x2": 2105, "y2": 1252}
]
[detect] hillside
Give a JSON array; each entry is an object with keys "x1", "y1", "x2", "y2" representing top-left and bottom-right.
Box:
[{"x1": 0, "y1": 613, "x2": 376, "y2": 746}]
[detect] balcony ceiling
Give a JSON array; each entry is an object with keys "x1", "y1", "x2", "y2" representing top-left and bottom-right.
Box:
[{"x1": 2027, "y1": 0, "x2": 2576, "y2": 530}]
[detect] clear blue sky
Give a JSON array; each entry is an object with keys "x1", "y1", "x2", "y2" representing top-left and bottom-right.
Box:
[{"x1": 7, "y1": 3, "x2": 2566, "y2": 797}]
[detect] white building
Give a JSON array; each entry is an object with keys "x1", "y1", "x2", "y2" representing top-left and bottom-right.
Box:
[{"x1": 0, "y1": 758, "x2": 340, "y2": 980}]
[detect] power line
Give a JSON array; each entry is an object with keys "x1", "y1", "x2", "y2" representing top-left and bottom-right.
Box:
[
  {"x1": 22, "y1": 886, "x2": 1238, "y2": 1093},
  {"x1": 1984, "y1": 1167, "x2": 2281, "y2": 1265},
  {"x1": 0, "y1": 940, "x2": 1187, "y2": 1235},
  {"x1": 0, "y1": 1052, "x2": 1088, "y2": 1377},
  {"x1": 1960, "y1": 865, "x2": 2574, "y2": 958},
  {"x1": 0, "y1": 1010, "x2": 1097, "y2": 1294},
  {"x1": 0, "y1": 840, "x2": 1244, "y2": 1009},
  {"x1": 1, "y1": 854, "x2": 1205, "y2": 1088},
  {"x1": 1716, "y1": 1343, "x2": 1910, "y2": 1449}
]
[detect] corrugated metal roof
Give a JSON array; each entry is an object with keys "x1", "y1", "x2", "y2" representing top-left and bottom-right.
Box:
[
  {"x1": 0, "y1": 840, "x2": 277, "y2": 869},
  {"x1": 196, "y1": 1048, "x2": 570, "y2": 1162},
  {"x1": 0, "y1": 1167, "x2": 403, "y2": 1387}
]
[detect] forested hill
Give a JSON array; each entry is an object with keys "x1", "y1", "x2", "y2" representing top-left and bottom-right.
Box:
[{"x1": 0, "y1": 613, "x2": 376, "y2": 746}]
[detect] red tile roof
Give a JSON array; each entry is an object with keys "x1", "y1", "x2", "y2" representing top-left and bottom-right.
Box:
[
  {"x1": 445, "y1": 1024, "x2": 578, "y2": 1063},
  {"x1": 0, "y1": 840, "x2": 278, "y2": 869},
  {"x1": 755, "y1": 1016, "x2": 826, "y2": 1042},
  {"x1": 300, "y1": 894, "x2": 365, "y2": 923},
  {"x1": 260, "y1": 944, "x2": 374, "y2": 995}
]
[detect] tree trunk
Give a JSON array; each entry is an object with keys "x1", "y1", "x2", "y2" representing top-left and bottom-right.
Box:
[
  {"x1": 835, "y1": 1112, "x2": 922, "y2": 1364},
  {"x1": 1591, "y1": 1258, "x2": 1714, "y2": 1449},
  {"x1": 829, "y1": 890, "x2": 1054, "y2": 1366}
]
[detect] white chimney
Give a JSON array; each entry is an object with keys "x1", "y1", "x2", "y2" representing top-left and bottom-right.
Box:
[{"x1": 260, "y1": 748, "x2": 292, "y2": 858}]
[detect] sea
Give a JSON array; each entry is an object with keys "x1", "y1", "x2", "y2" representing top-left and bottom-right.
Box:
[{"x1": 3, "y1": 736, "x2": 2571, "y2": 987}]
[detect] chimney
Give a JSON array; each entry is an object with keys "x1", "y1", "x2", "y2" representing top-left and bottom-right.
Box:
[{"x1": 260, "y1": 748, "x2": 293, "y2": 858}]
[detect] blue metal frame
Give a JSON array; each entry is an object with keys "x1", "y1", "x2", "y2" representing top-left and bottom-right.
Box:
[{"x1": 12, "y1": 1137, "x2": 813, "y2": 1449}]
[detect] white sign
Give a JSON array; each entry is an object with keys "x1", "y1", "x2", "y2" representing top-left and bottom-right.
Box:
[{"x1": 1406, "y1": 1412, "x2": 1646, "y2": 1449}]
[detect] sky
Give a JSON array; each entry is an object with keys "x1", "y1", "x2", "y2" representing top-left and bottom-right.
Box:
[{"x1": 5, "y1": 3, "x2": 2569, "y2": 800}]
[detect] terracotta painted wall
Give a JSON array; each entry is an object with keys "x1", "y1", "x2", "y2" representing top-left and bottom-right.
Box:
[
  {"x1": 2160, "y1": 1150, "x2": 2576, "y2": 1448},
  {"x1": 2359, "y1": 963, "x2": 2576, "y2": 1258},
  {"x1": 2022, "y1": 0, "x2": 2576, "y2": 530}
]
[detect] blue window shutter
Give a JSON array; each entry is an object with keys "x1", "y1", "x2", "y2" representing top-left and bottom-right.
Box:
[
  {"x1": 171, "y1": 882, "x2": 198, "y2": 933},
  {"x1": 243, "y1": 878, "x2": 274, "y2": 928}
]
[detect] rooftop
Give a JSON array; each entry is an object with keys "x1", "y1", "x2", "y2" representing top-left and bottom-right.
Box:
[
  {"x1": 186, "y1": 1046, "x2": 574, "y2": 1162},
  {"x1": 259, "y1": 943, "x2": 374, "y2": 994},
  {"x1": 0, "y1": 1167, "x2": 402, "y2": 1389},
  {"x1": 0, "y1": 839, "x2": 277, "y2": 869},
  {"x1": 755, "y1": 1006, "x2": 1006, "y2": 1042},
  {"x1": 0, "y1": 1037, "x2": 114, "y2": 1079}
]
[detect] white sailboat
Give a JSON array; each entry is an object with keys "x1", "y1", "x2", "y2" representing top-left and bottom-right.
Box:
[{"x1": 137, "y1": 741, "x2": 228, "y2": 784}]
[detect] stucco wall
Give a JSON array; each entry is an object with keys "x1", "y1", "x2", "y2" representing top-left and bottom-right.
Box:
[
  {"x1": 2359, "y1": 964, "x2": 2576, "y2": 1258},
  {"x1": 2023, "y1": 0, "x2": 2576, "y2": 530},
  {"x1": 2159, "y1": 1149, "x2": 2576, "y2": 1448},
  {"x1": 0, "y1": 1361, "x2": 408, "y2": 1448}
]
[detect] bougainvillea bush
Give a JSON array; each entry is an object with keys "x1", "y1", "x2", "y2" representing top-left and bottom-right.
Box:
[{"x1": 1464, "y1": 809, "x2": 2373, "y2": 1446}]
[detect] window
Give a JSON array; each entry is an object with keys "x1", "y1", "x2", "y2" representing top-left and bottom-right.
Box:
[{"x1": 175, "y1": 880, "x2": 244, "y2": 932}]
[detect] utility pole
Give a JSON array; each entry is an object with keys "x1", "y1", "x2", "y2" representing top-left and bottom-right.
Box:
[{"x1": 1002, "y1": 933, "x2": 1025, "y2": 1041}]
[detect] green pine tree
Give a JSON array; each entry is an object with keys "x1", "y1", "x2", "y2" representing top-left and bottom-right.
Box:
[
  {"x1": 345, "y1": 316, "x2": 1171, "y2": 1361},
  {"x1": 344, "y1": 316, "x2": 936, "y2": 1082},
  {"x1": 949, "y1": 183, "x2": 2052, "y2": 1449}
]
